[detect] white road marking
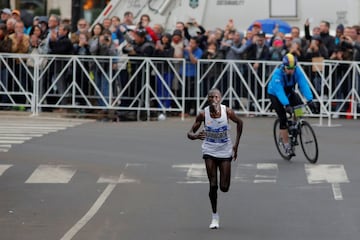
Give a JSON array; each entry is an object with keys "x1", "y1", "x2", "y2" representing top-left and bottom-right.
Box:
[
  {"x1": 235, "y1": 163, "x2": 278, "y2": 183},
  {"x1": 177, "y1": 180, "x2": 208, "y2": 184},
  {"x1": 0, "y1": 133, "x2": 43, "y2": 137},
  {"x1": 97, "y1": 174, "x2": 139, "y2": 184},
  {"x1": 332, "y1": 183, "x2": 344, "y2": 200},
  {"x1": 0, "y1": 126, "x2": 67, "y2": 130},
  {"x1": 60, "y1": 183, "x2": 117, "y2": 240},
  {"x1": 25, "y1": 165, "x2": 77, "y2": 183},
  {"x1": 172, "y1": 164, "x2": 207, "y2": 183},
  {"x1": 0, "y1": 145, "x2": 11, "y2": 152},
  {"x1": 61, "y1": 170, "x2": 139, "y2": 240},
  {"x1": 0, "y1": 140, "x2": 24, "y2": 144},
  {"x1": 0, "y1": 136, "x2": 32, "y2": 140},
  {"x1": 305, "y1": 164, "x2": 349, "y2": 184},
  {"x1": 305, "y1": 164, "x2": 349, "y2": 200},
  {"x1": 0, "y1": 164, "x2": 13, "y2": 176},
  {"x1": 0, "y1": 117, "x2": 90, "y2": 152},
  {"x1": 125, "y1": 163, "x2": 146, "y2": 168}
]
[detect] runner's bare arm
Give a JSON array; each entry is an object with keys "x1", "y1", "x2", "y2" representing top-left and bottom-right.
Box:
[
  {"x1": 187, "y1": 112, "x2": 206, "y2": 140},
  {"x1": 227, "y1": 108, "x2": 243, "y2": 160}
]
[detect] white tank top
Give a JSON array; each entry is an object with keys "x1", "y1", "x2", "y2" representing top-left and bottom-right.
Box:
[{"x1": 202, "y1": 105, "x2": 233, "y2": 158}]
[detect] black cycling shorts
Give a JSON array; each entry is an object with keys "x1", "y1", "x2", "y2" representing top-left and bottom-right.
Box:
[{"x1": 269, "y1": 93, "x2": 302, "y2": 129}]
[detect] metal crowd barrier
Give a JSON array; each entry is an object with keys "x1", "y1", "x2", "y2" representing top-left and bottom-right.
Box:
[{"x1": 0, "y1": 53, "x2": 359, "y2": 124}]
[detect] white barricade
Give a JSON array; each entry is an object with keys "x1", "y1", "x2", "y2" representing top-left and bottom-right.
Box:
[{"x1": 0, "y1": 53, "x2": 359, "y2": 123}]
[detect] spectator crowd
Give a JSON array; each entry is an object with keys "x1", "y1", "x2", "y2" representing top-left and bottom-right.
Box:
[{"x1": 1, "y1": 7, "x2": 359, "y2": 116}]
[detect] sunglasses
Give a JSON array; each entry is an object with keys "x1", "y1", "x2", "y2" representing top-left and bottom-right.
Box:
[{"x1": 285, "y1": 66, "x2": 296, "y2": 70}]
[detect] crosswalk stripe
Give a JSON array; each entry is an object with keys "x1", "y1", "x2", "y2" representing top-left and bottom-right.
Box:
[
  {"x1": 0, "y1": 140, "x2": 24, "y2": 144},
  {"x1": 0, "y1": 165, "x2": 12, "y2": 175},
  {"x1": 0, "y1": 133, "x2": 43, "y2": 137},
  {"x1": 0, "y1": 162, "x2": 353, "y2": 200},
  {"x1": 0, "y1": 144, "x2": 11, "y2": 148},
  {"x1": 97, "y1": 174, "x2": 139, "y2": 184},
  {"x1": 0, "y1": 130, "x2": 58, "y2": 135},
  {"x1": 0, "y1": 136, "x2": 32, "y2": 140},
  {"x1": 25, "y1": 165, "x2": 77, "y2": 183},
  {"x1": 0, "y1": 117, "x2": 90, "y2": 152},
  {"x1": 0, "y1": 126, "x2": 66, "y2": 129}
]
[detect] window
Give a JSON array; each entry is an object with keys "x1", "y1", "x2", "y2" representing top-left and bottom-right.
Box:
[{"x1": 270, "y1": 0, "x2": 297, "y2": 18}]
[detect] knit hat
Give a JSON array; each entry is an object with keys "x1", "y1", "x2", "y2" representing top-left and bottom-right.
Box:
[
  {"x1": 253, "y1": 21, "x2": 262, "y2": 28},
  {"x1": 134, "y1": 28, "x2": 147, "y2": 37},
  {"x1": 237, "y1": 31, "x2": 244, "y2": 41},
  {"x1": 312, "y1": 34, "x2": 322, "y2": 42},
  {"x1": 336, "y1": 24, "x2": 344, "y2": 32},
  {"x1": 257, "y1": 31, "x2": 265, "y2": 38},
  {"x1": 172, "y1": 29, "x2": 182, "y2": 38},
  {"x1": 38, "y1": 16, "x2": 48, "y2": 24},
  {"x1": 273, "y1": 39, "x2": 283, "y2": 47},
  {"x1": 12, "y1": 9, "x2": 20, "y2": 16},
  {"x1": 1, "y1": 8, "x2": 11, "y2": 15}
]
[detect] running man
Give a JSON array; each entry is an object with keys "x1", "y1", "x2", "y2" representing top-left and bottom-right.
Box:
[
  {"x1": 187, "y1": 88, "x2": 243, "y2": 229},
  {"x1": 267, "y1": 53, "x2": 316, "y2": 156}
]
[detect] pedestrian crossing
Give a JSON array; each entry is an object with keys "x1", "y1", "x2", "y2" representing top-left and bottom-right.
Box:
[
  {"x1": 172, "y1": 163, "x2": 350, "y2": 200},
  {"x1": 0, "y1": 162, "x2": 351, "y2": 200},
  {"x1": 0, "y1": 116, "x2": 92, "y2": 152},
  {"x1": 0, "y1": 162, "x2": 350, "y2": 185}
]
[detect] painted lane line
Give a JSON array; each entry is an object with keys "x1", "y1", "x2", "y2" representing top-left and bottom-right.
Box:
[
  {"x1": 234, "y1": 163, "x2": 278, "y2": 183},
  {"x1": 61, "y1": 173, "x2": 137, "y2": 240},
  {"x1": 0, "y1": 140, "x2": 24, "y2": 144},
  {"x1": 172, "y1": 164, "x2": 207, "y2": 183},
  {"x1": 0, "y1": 133, "x2": 43, "y2": 137},
  {"x1": 305, "y1": 164, "x2": 349, "y2": 200},
  {"x1": 0, "y1": 130, "x2": 57, "y2": 134},
  {"x1": 0, "y1": 136, "x2": 32, "y2": 140},
  {"x1": 0, "y1": 164, "x2": 13, "y2": 176},
  {"x1": 0, "y1": 125, "x2": 67, "y2": 128},
  {"x1": 125, "y1": 163, "x2": 146, "y2": 168},
  {"x1": 177, "y1": 181, "x2": 208, "y2": 184},
  {"x1": 60, "y1": 183, "x2": 117, "y2": 240},
  {"x1": 0, "y1": 144, "x2": 11, "y2": 148},
  {"x1": 305, "y1": 164, "x2": 349, "y2": 184},
  {"x1": 97, "y1": 174, "x2": 139, "y2": 184},
  {"x1": 25, "y1": 165, "x2": 77, "y2": 183},
  {"x1": 332, "y1": 183, "x2": 343, "y2": 200},
  {"x1": 187, "y1": 163, "x2": 207, "y2": 178},
  {"x1": 254, "y1": 180, "x2": 277, "y2": 183}
]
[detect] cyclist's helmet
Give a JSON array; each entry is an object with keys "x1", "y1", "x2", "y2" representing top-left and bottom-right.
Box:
[{"x1": 282, "y1": 53, "x2": 297, "y2": 70}]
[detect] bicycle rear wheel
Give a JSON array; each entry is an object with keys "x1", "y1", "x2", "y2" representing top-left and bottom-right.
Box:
[
  {"x1": 273, "y1": 119, "x2": 291, "y2": 160},
  {"x1": 299, "y1": 120, "x2": 318, "y2": 163}
]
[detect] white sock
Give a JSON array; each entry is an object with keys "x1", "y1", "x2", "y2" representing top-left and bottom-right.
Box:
[{"x1": 212, "y1": 212, "x2": 219, "y2": 219}]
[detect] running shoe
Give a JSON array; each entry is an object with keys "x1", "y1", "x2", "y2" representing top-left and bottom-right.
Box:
[{"x1": 209, "y1": 216, "x2": 219, "y2": 229}]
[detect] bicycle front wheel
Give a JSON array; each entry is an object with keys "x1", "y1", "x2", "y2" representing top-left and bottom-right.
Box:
[
  {"x1": 299, "y1": 120, "x2": 318, "y2": 163},
  {"x1": 273, "y1": 119, "x2": 291, "y2": 160}
]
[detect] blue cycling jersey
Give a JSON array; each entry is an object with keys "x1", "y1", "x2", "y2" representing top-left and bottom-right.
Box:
[{"x1": 267, "y1": 65, "x2": 313, "y2": 106}]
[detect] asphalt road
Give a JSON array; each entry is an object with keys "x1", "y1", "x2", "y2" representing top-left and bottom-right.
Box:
[{"x1": 0, "y1": 115, "x2": 359, "y2": 240}]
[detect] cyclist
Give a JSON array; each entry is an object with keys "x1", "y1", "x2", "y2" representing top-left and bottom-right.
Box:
[{"x1": 267, "y1": 53, "x2": 316, "y2": 156}]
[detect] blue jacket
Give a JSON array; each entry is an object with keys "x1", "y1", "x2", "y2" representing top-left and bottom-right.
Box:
[{"x1": 267, "y1": 65, "x2": 313, "y2": 106}]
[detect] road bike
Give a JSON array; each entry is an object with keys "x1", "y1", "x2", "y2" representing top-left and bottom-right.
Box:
[{"x1": 273, "y1": 104, "x2": 319, "y2": 163}]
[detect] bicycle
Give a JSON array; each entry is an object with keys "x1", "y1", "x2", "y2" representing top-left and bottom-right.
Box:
[{"x1": 273, "y1": 104, "x2": 319, "y2": 163}]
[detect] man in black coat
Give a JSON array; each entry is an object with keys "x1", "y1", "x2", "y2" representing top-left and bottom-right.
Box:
[{"x1": 48, "y1": 23, "x2": 73, "y2": 105}]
